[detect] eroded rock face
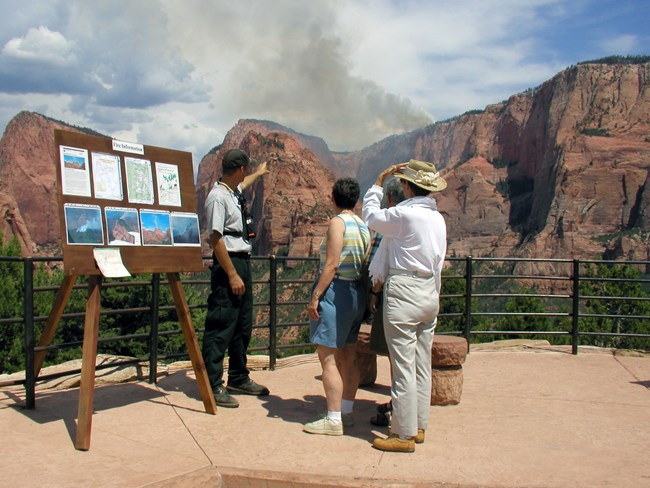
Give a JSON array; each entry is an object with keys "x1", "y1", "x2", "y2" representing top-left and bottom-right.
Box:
[
  {"x1": 0, "y1": 112, "x2": 82, "y2": 252},
  {"x1": 344, "y1": 62, "x2": 650, "y2": 261},
  {"x1": 195, "y1": 121, "x2": 337, "y2": 257},
  {"x1": 507, "y1": 64, "x2": 650, "y2": 262},
  {"x1": 0, "y1": 192, "x2": 35, "y2": 255},
  {"x1": 1, "y1": 62, "x2": 649, "y2": 264}
]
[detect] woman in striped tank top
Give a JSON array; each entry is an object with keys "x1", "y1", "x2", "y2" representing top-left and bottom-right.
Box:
[{"x1": 303, "y1": 178, "x2": 370, "y2": 436}]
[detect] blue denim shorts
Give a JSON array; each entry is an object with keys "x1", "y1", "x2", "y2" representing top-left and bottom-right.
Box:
[{"x1": 309, "y1": 277, "x2": 365, "y2": 348}]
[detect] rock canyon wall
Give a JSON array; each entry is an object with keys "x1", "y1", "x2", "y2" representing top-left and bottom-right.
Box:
[{"x1": 1, "y1": 62, "x2": 648, "y2": 263}]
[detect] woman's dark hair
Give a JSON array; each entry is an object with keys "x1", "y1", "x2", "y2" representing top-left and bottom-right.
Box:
[{"x1": 332, "y1": 177, "x2": 360, "y2": 209}]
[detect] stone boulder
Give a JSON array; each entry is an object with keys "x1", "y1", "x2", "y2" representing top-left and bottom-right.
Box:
[
  {"x1": 431, "y1": 335, "x2": 468, "y2": 406},
  {"x1": 431, "y1": 335, "x2": 468, "y2": 366},
  {"x1": 430, "y1": 365, "x2": 464, "y2": 406}
]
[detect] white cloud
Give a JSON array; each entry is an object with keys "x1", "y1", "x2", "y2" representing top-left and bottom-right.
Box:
[
  {"x1": 0, "y1": 0, "x2": 647, "y2": 171},
  {"x1": 2, "y1": 25, "x2": 75, "y2": 66},
  {"x1": 337, "y1": 0, "x2": 569, "y2": 119}
]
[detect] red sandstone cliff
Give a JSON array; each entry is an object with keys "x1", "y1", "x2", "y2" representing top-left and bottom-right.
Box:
[
  {"x1": 0, "y1": 112, "x2": 90, "y2": 254},
  {"x1": 342, "y1": 62, "x2": 650, "y2": 262},
  {"x1": 1, "y1": 62, "x2": 648, "y2": 263},
  {"x1": 195, "y1": 121, "x2": 337, "y2": 257}
]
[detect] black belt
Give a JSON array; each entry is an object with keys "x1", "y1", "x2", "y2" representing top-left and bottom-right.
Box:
[{"x1": 228, "y1": 251, "x2": 251, "y2": 259}]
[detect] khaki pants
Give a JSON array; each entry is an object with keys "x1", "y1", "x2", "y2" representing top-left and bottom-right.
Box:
[{"x1": 383, "y1": 272, "x2": 438, "y2": 438}]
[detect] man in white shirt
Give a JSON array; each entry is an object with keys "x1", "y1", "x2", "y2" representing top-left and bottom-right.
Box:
[{"x1": 362, "y1": 159, "x2": 447, "y2": 453}]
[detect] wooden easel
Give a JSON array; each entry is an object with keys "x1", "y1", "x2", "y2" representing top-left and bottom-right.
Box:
[
  {"x1": 34, "y1": 273, "x2": 216, "y2": 450},
  {"x1": 44, "y1": 130, "x2": 216, "y2": 450}
]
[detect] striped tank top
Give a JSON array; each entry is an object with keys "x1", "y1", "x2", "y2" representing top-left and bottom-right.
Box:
[{"x1": 319, "y1": 213, "x2": 370, "y2": 280}]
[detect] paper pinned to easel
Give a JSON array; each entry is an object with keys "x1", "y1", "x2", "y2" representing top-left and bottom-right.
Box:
[{"x1": 93, "y1": 248, "x2": 131, "y2": 277}]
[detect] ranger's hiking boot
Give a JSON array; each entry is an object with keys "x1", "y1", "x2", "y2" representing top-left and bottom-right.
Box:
[
  {"x1": 212, "y1": 387, "x2": 239, "y2": 408},
  {"x1": 226, "y1": 379, "x2": 270, "y2": 396}
]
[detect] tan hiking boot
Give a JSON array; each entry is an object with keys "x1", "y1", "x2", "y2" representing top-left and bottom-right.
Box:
[
  {"x1": 372, "y1": 434, "x2": 415, "y2": 453},
  {"x1": 414, "y1": 429, "x2": 425, "y2": 444},
  {"x1": 387, "y1": 427, "x2": 425, "y2": 444}
]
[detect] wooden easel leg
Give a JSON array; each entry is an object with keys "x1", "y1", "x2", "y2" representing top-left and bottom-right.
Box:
[
  {"x1": 34, "y1": 274, "x2": 78, "y2": 378},
  {"x1": 75, "y1": 275, "x2": 102, "y2": 451},
  {"x1": 167, "y1": 273, "x2": 217, "y2": 414}
]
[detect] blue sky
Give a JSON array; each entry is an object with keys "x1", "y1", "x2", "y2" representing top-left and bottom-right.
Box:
[{"x1": 0, "y1": 0, "x2": 647, "y2": 173}]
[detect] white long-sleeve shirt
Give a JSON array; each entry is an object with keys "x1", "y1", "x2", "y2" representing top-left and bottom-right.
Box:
[{"x1": 362, "y1": 184, "x2": 447, "y2": 292}]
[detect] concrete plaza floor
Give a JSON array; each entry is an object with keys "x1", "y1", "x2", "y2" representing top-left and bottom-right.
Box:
[{"x1": 1, "y1": 343, "x2": 649, "y2": 487}]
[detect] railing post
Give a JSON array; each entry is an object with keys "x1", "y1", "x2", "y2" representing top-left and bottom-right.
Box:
[
  {"x1": 464, "y1": 256, "x2": 473, "y2": 351},
  {"x1": 268, "y1": 256, "x2": 278, "y2": 370},
  {"x1": 23, "y1": 258, "x2": 36, "y2": 409},
  {"x1": 571, "y1": 259, "x2": 580, "y2": 355},
  {"x1": 149, "y1": 273, "x2": 160, "y2": 383}
]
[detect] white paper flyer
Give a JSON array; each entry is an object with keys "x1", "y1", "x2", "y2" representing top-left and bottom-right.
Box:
[
  {"x1": 155, "y1": 162, "x2": 181, "y2": 207},
  {"x1": 92, "y1": 152, "x2": 123, "y2": 201},
  {"x1": 93, "y1": 248, "x2": 131, "y2": 278},
  {"x1": 60, "y1": 145, "x2": 92, "y2": 197}
]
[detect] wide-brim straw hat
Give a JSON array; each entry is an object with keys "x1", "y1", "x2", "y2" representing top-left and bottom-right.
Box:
[{"x1": 395, "y1": 159, "x2": 447, "y2": 192}]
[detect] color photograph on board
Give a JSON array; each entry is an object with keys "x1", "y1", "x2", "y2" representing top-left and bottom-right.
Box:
[
  {"x1": 171, "y1": 212, "x2": 201, "y2": 246},
  {"x1": 139, "y1": 209, "x2": 172, "y2": 246},
  {"x1": 64, "y1": 203, "x2": 104, "y2": 245},
  {"x1": 105, "y1": 207, "x2": 141, "y2": 246}
]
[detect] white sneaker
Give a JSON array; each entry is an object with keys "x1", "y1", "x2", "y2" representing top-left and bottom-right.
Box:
[{"x1": 303, "y1": 416, "x2": 343, "y2": 436}]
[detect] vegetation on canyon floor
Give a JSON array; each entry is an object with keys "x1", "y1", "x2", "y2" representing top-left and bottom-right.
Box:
[{"x1": 1, "y1": 232, "x2": 648, "y2": 374}]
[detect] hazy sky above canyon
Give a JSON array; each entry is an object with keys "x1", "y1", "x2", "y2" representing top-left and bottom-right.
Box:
[{"x1": 0, "y1": 0, "x2": 647, "y2": 172}]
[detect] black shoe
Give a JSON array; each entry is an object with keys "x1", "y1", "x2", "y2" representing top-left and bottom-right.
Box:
[
  {"x1": 376, "y1": 400, "x2": 392, "y2": 414},
  {"x1": 370, "y1": 411, "x2": 391, "y2": 427},
  {"x1": 213, "y1": 386, "x2": 239, "y2": 408},
  {"x1": 226, "y1": 379, "x2": 270, "y2": 396}
]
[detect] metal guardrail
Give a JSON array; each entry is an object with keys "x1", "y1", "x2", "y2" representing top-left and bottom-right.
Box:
[{"x1": 1, "y1": 255, "x2": 649, "y2": 408}]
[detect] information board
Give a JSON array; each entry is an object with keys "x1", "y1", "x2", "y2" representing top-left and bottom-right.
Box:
[{"x1": 54, "y1": 129, "x2": 204, "y2": 275}]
